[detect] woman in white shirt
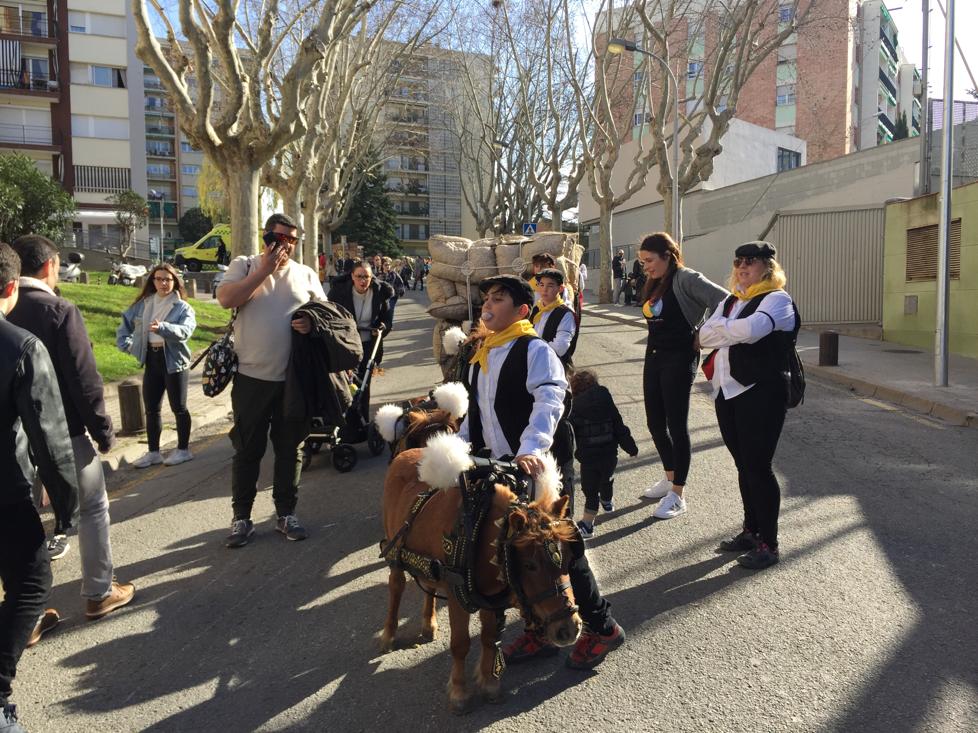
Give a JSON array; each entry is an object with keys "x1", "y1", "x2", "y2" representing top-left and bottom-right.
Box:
[{"x1": 698, "y1": 242, "x2": 798, "y2": 570}]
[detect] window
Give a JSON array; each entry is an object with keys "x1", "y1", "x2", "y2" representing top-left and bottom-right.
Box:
[
  {"x1": 71, "y1": 115, "x2": 129, "y2": 139},
  {"x1": 181, "y1": 185, "x2": 198, "y2": 197},
  {"x1": 200, "y1": 236, "x2": 222, "y2": 250},
  {"x1": 688, "y1": 61, "x2": 703, "y2": 79},
  {"x1": 74, "y1": 165, "x2": 131, "y2": 193},
  {"x1": 776, "y1": 84, "x2": 796, "y2": 106},
  {"x1": 181, "y1": 164, "x2": 201, "y2": 175},
  {"x1": 68, "y1": 11, "x2": 86, "y2": 32},
  {"x1": 180, "y1": 141, "x2": 199, "y2": 153},
  {"x1": 147, "y1": 163, "x2": 173, "y2": 177},
  {"x1": 778, "y1": 5, "x2": 794, "y2": 23},
  {"x1": 89, "y1": 13, "x2": 125, "y2": 37},
  {"x1": 777, "y1": 147, "x2": 801, "y2": 172},
  {"x1": 906, "y1": 220, "x2": 961, "y2": 281}
]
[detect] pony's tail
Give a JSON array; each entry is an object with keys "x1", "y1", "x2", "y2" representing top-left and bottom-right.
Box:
[
  {"x1": 374, "y1": 404, "x2": 403, "y2": 443},
  {"x1": 442, "y1": 326, "x2": 467, "y2": 356},
  {"x1": 431, "y1": 382, "x2": 468, "y2": 420},
  {"x1": 417, "y1": 433, "x2": 472, "y2": 490}
]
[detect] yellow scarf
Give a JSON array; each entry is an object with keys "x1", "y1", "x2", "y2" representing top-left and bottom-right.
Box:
[
  {"x1": 531, "y1": 296, "x2": 565, "y2": 325},
  {"x1": 734, "y1": 281, "x2": 783, "y2": 301},
  {"x1": 469, "y1": 319, "x2": 538, "y2": 373}
]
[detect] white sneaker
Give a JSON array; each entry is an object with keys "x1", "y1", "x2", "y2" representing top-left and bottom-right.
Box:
[
  {"x1": 163, "y1": 448, "x2": 194, "y2": 466},
  {"x1": 642, "y1": 478, "x2": 673, "y2": 500},
  {"x1": 132, "y1": 451, "x2": 163, "y2": 469},
  {"x1": 652, "y1": 490, "x2": 687, "y2": 520}
]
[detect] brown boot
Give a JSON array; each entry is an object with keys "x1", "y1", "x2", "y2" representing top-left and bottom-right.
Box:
[
  {"x1": 27, "y1": 609, "x2": 60, "y2": 648},
  {"x1": 86, "y1": 581, "x2": 136, "y2": 620}
]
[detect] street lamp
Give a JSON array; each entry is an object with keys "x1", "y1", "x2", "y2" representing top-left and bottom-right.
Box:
[
  {"x1": 607, "y1": 38, "x2": 681, "y2": 243},
  {"x1": 148, "y1": 189, "x2": 165, "y2": 264}
]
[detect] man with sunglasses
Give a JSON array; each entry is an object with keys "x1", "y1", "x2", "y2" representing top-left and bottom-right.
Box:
[{"x1": 218, "y1": 213, "x2": 327, "y2": 547}]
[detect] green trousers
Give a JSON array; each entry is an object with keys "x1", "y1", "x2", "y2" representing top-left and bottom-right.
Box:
[{"x1": 229, "y1": 373, "x2": 310, "y2": 520}]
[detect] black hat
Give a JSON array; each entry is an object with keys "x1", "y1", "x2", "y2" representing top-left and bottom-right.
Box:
[
  {"x1": 479, "y1": 274, "x2": 534, "y2": 308},
  {"x1": 536, "y1": 268, "x2": 564, "y2": 286},
  {"x1": 735, "y1": 241, "x2": 776, "y2": 259}
]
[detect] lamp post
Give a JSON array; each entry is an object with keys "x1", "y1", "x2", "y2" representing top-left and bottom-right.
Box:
[
  {"x1": 607, "y1": 38, "x2": 681, "y2": 243},
  {"x1": 148, "y1": 189, "x2": 165, "y2": 264}
]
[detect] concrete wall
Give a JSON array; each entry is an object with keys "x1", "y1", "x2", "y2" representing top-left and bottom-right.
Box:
[{"x1": 882, "y1": 182, "x2": 978, "y2": 358}]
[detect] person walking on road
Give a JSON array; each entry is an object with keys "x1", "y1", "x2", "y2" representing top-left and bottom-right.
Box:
[
  {"x1": 612, "y1": 249, "x2": 626, "y2": 305},
  {"x1": 8, "y1": 235, "x2": 135, "y2": 620},
  {"x1": 328, "y1": 261, "x2": 394, "y2": 416},
  {"x1": 698, "y1": 242, "x2": 798, "y2": 570},
  {"x1": 0, "y1": 241, "x2": 80, "y2": 733},
  {"x1": 116, "y1": 263, "x2": 197, "y2": 468},
  {"x1": 217, "y1": 213, "x2": 327, "y2": 548},
  {"x1": 637, "y1": 233, "x2": 728, "y2": 521},
  {"x1": 529, "y1": 268, "x2": 578, "y2": 366},
  {"x1": 568, "y1": 369, "x2": 638, "y2": 538}
]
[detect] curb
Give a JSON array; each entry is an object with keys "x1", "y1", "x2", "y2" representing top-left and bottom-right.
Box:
[{"x1": 583, "y1": 306, "x2": 978, "y2": 429}]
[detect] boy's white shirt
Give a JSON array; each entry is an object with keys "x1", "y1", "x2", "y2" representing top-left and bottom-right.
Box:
[
  {"x1": 535, "y1": 308, "x2": 576, "y2": 357},
  {"x1": 459, "y1": 337, "x2": 567, "y2": 459}
]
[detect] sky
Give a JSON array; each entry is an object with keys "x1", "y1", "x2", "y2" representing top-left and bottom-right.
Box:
[{"x1": 872, "y1": 1, "x2": 975, "y2": 99}]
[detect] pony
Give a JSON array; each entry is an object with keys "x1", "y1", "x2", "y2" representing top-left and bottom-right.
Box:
[
  {"x1": 380, "y1": 434, "x2": 582, "y2": 714},
  {"x1": 374, "y1": 382, "x2": 468, "y2": 458}
]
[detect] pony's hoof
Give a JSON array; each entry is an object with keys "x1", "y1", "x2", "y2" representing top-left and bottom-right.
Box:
[
  {"x1": 483, "y1": 685, "x2": 505, "y2": 704},
  {"x1": 448, "y1": 694, "x2": 471, "y2": 716},
  {"x1": 419, "y1": 627, "x2": 438, "y2": 643},
  {"x1": 378, "y1": 633, "x2": 395, "y2": 653}
]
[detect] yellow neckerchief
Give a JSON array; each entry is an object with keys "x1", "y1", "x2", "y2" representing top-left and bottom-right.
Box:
[
  {"x1": 529, "y1": 275, "x2": 540, "y2": 292},
  {"x1": 531, "y1": 295, "x2": 565, "y2": 325},
  {"x1": 734, "y1": 280, "x2": 782, "y2": 301},
  {"x1": 469, "y1": 319, "x2": 538, "y2": 373}
]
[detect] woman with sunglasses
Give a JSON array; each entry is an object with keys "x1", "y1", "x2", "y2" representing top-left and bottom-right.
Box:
[
  {"x1": 698, "y1": 242, "x2": 798, "y2": 570},
  {"x1": 117, "y1": 263, "x2": 197, "y2": 468},
  {"x1": 327, "y1": 261, "x2": 394, "y2": 420},
  {"x1": 637, "y1": 233, "x2": 728, "y2": 520}
]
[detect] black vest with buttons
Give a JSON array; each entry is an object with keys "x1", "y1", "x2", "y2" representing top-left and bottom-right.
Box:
[
  {"x1": 725, "y1": 293, "x2": 798, "y2": 387},
  {"x1": 532, "y1": 304, "x2": 578, "y2": 365}
]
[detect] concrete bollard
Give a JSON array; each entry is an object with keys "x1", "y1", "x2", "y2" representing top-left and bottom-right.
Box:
[
  {"x1": 79, "y1": 272, "x2": 89, "y2": 284},
  {"x1": 117, "y1": 379, "x2": 145, "y2": 435},
  {"x1": 819, "y1": 330, "x2": 839, "y2": 367},
  {"x1": 186, "y1": 278, "x2": 198, "y2": 299}
]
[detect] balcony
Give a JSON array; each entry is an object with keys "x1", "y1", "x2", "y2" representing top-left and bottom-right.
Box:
[
  {"x1": 878, "y1": 109, "x2": 895, "y2": 135},
  {"x1": 145, "y1": 124, "x2": 175, "y2": 136},
  {"x1": 146, "y1": 144, "x2": 175, "y2": 158},
  {"x1": 0, "y1": 68, "x2": 58, "y2": 96},
  {"x1": 879, "y1": 27, "x2": 898, "y2": 64},
  {"x1": 878, "y1": 68, "x2": 898, "y2": 99},
  {"x1": 0, "y1": 10, "x2": 53, "y2": 41},
  {"x1": 0, "y1": 122, "x2": 55, "y2": 147},
  {"x1": 143, "y1": 77, "x2": 163, "y2": 90}
]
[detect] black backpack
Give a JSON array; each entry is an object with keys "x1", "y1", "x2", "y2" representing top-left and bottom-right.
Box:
[{"x1": 784, "y1": 303, "x2": 805, "y2": 408}]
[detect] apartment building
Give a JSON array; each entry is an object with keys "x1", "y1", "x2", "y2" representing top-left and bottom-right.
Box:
[{"x1": 381, "y1": 47, "x2": 477, "y2": 256}]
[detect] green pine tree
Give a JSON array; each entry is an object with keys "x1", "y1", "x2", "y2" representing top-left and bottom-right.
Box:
[
  {"x1": 893, "y1": 111, "x2": 910, "y2": 140},
  {"x1": 336, "y1": 161, "x2": 401, "y2": 258}
]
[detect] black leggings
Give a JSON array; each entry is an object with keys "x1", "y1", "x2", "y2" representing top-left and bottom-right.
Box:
[
  {"x1": 643, "y1": 349, "x2": 698, "y2": 486},
  {"x1": 579, "y1": 454, "x2": 617, "y2": 513},
  {"x1": 714, "y1": 381, "x2": 787, "y2": 548},
  {"x1": 143, "y1": 348, "x2": 191, "y2": 452}
]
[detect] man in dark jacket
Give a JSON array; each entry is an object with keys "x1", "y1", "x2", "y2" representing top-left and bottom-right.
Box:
[
  {"x1": 0, "y1": 241, "x2": 79, "y2": 733},
  {"x1": 612, "y1": 250, "x2": 626, "y2": 305},
  {"x1": 9, "y1": 235, "x2": 135, "y2": 620}
]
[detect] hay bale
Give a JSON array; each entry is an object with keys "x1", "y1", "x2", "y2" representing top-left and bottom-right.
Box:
[
  {"x1": 429, "y1": 236, "x2": 472, "y2": 282},
  {"x1": 426, "y1": 275, "x2": 455, "y2": 303},
  {"x1": 555, "y1": 256, "x2": 580, "y2": 290},
  {"x1": 466, "y1": 243, "x2": 497, "y2": 283},
  {"x1": 495, "y1": 243, "x2": 523, "y2": 274},
  {"x1": 523, "y1": 232, "x2": 580, "y2": 262},
  {"x1": 455, "y1": 281, "x2": 482, "y2": 305},
  {"x1": 427, "y1": 295, "x2": 469, "y2": 321}
]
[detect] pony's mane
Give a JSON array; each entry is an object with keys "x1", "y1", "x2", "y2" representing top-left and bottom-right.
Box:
[
  {"x1": 401, "y1": 409, "x2": 458, "y2": 452},
  {"x1": 508, "y1": 501, "x2": 576, "y2": 548}
]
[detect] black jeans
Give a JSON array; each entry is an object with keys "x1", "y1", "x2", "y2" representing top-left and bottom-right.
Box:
[
  {"x1": 643, "y1": 348, "x2": 698, "y2": 485},
  {"x1": 229, "y1": 374, "x2": 310, "y2": 520},
  {"x1": 0, "y1": 500, "x2": 51, "y2": 707},
  {"x1": 714, "y1": 381, "x2": 787, "y2": 548},
  {"x1": 579, "y1": 454, "x2": 617, "y2": 513},
  {"x1": 143, "y1": 348, "x2": 191, "y2": 452},
  {"x1": 568, "y1": 537, "x2": 614, "y2": 635}
]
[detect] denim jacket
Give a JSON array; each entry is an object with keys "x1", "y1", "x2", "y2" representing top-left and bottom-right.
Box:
[{"x1": 117, "y1": 296, "x2": 196, "y2": 374}]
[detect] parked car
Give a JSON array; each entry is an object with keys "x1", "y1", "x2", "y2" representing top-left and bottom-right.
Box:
[{"x1": 173, "y1": 225, "x2": 231, "y2": 272}]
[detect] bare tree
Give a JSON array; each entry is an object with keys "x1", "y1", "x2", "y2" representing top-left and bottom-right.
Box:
[
  {"x1": 132, "y1": 0, "x2": 382, "y2": 257},
  {"x1": 564, "y1": 0, "x2": 818, "y2": 302}
]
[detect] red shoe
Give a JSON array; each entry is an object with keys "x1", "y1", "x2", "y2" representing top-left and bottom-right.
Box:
[
  {"x1": 566, "y1": 622, "x2": 625, "y2": 669},
  {"x1": 502, "y1": 630, "x2": 559, "y2": 664}
]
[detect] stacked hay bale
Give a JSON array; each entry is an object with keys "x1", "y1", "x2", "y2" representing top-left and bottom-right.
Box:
[{"x1": 425, "y1": 231, "x2": 583, "y2": 362}]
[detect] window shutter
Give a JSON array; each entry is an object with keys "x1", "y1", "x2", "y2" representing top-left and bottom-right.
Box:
[{"x1": 905, "y1": 219, "x2": 961, "y2": 282}]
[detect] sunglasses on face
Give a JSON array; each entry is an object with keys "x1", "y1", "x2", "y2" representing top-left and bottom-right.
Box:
[
  {"x1": 269, "y1": 232, "x2": 298, "y2": 245},
  {"x1": 733, "y1": 256, "x2": 762, "y2": 267}
]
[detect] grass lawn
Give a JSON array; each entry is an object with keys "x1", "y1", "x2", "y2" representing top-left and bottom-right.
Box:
[{"x1": 58, "y1": 273, "x2": 230, "y2": 383}]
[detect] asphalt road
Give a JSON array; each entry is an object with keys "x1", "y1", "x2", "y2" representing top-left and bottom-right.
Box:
[{"x1": 15, "y1": 292, "x2": 978, "y2": 733}]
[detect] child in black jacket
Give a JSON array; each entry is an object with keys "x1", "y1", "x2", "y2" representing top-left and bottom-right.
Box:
[{"x1": 569, "y1": 369, "x2": 638, "y2": 538}]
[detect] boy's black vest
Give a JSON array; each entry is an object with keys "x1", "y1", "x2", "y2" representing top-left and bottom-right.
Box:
[
  {"x1": 530, "y1": 303, "x2": 578, "y2": 364},
  {"x1": 463, "y1": 335, "x2": 569, "y2": 457},
  {"x1": 724, "y1": 293, "x2": 799, "y2": 387}
]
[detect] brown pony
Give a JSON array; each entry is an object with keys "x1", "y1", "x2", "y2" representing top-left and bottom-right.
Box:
[{"x1": 380, "y1": 443, "x2": 582, "y2": 714}]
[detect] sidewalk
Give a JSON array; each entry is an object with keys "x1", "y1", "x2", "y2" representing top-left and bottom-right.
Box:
[
  {"x1": 99, "y1": 366, "x2": 233, "y2": 479},
  {"x1": 581, "y1": 299, "x2": 978, "y2": 428}
]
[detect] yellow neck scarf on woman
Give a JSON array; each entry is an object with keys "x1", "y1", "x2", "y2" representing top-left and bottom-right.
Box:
[
  {"x1": 531, "y1": 296, "x2": 565, "y2": 325},
  {"x1": 469, "y1": 319, "x2": 538, "y2": 373},
  {"x1": 734, "y1": 280, "x2": 782, "y2": 301}
]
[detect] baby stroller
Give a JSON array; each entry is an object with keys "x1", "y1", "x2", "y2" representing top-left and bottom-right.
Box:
[{"x1": 302, "y1": 329, "x2": 387, "y2": 472}]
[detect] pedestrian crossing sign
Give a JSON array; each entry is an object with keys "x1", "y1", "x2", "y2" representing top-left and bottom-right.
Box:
[{"x1": 522, "y1": 222, "x2": 537, "y2": 235}]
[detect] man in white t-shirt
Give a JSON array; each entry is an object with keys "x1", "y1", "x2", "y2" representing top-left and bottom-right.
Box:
[{"x1": 217, "y1": 213, "x2": 327, "y2": 548}]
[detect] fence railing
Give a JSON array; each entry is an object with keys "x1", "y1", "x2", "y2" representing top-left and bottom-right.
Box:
[
  {"x1": 0, "y1": 11, "x2": 51, "y2": 38},
  {"x1": 0, "y1": 122, "x2": 54, "y2": 145},
  {"x1": 0, "y1": 68, "x2": 55, "y2": 92}
]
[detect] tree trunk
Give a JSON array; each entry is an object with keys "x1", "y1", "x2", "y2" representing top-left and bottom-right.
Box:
[
  {"x1": 283, "y1": 195, "x2": 302, "y2": 264},
  {"x1": 323, "y1": 226, "x2": 334, "y2": 261},
  {"x1": 598, "y1": 205, "x2": 613, "y2": 304},
  {"x1": 553, "y1": 203, "x2": 562, "y2": 233},
  {"x1": 300, "y1": 180, "x2": 320, "y2": 266},
  {"x1": 227, "y1": 166, "x2": 261, "y2": 257},
  {"x1": 660, "y1": 184, "x2": 685, "y2": 245}
]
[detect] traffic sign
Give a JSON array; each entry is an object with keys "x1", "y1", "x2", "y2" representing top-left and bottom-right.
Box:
[{"x1": 522, "y1": 222, "x2": 537, "y2": 236}]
